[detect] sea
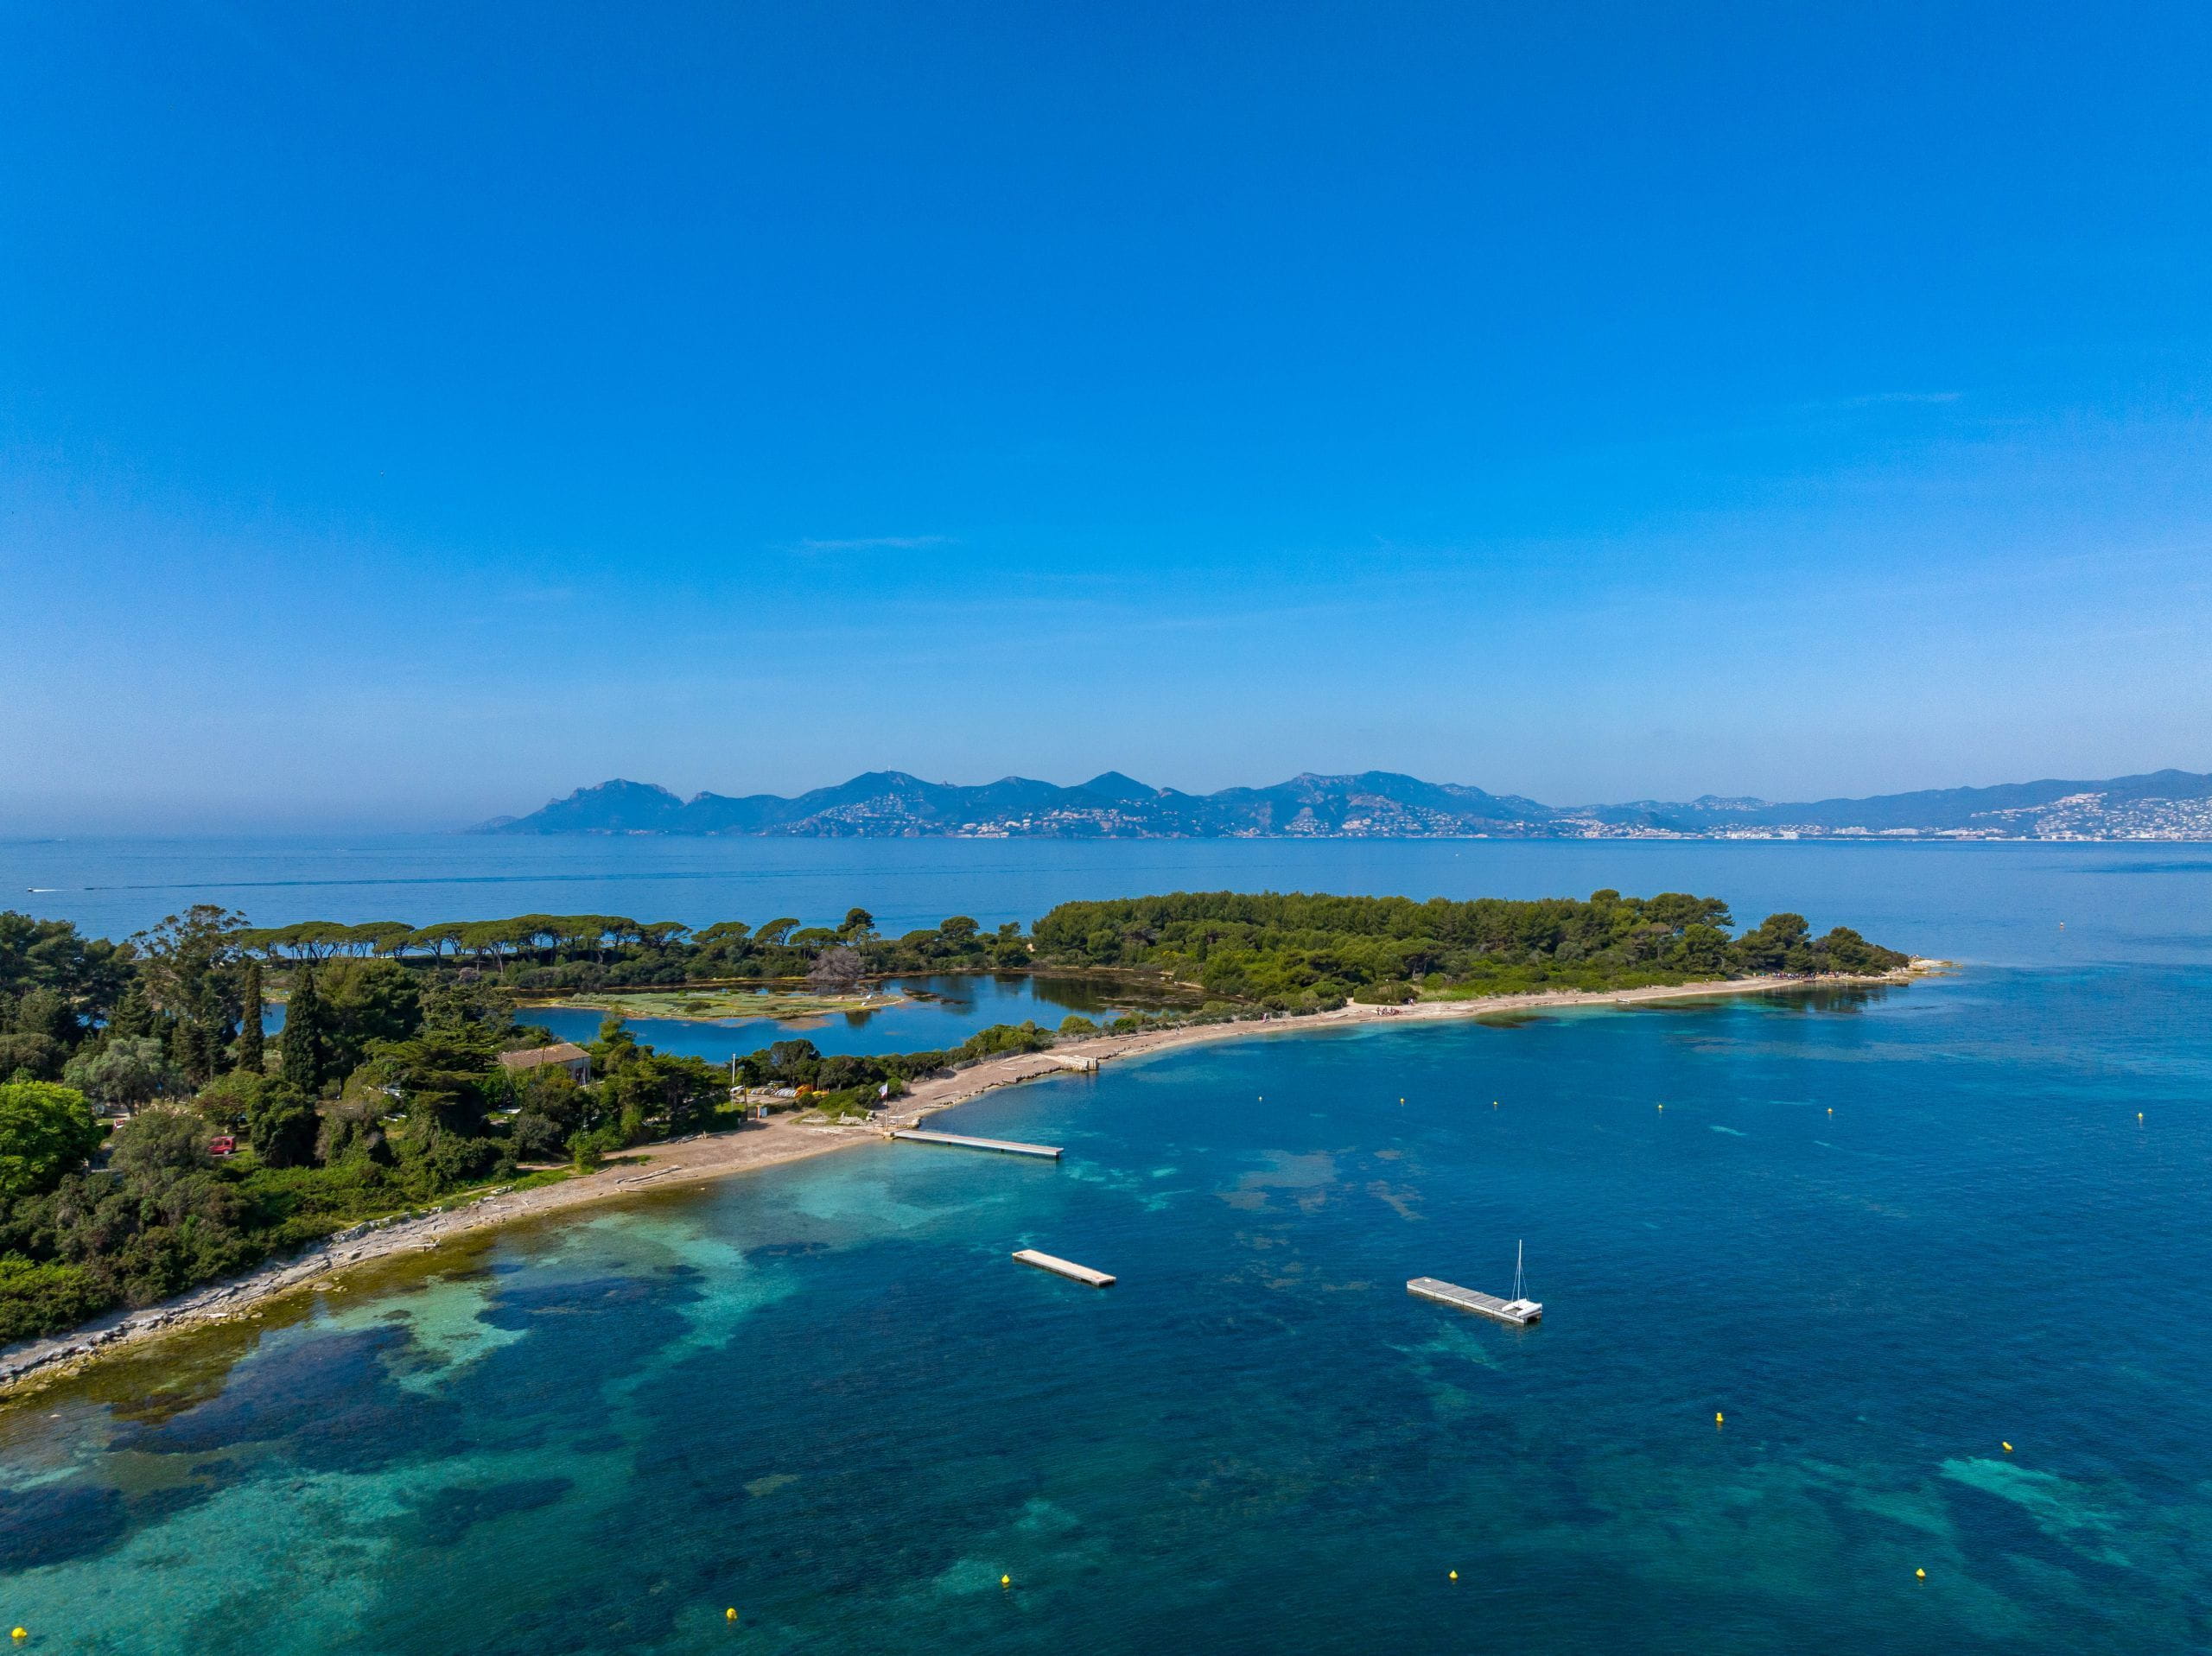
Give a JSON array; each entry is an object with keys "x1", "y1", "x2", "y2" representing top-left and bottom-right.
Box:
[{"x1": 0, "y1": 835, "x2": 2207, "y2": 1653}]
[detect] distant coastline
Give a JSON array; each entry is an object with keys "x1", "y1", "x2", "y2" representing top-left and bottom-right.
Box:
[{"x1": 479, "y1": 766, "x2": 2212, "y2": 842}]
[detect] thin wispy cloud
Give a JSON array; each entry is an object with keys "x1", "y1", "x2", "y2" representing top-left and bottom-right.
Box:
[
  {"x1": 1835, "y1": 390, "x2": 1965, "y2": 408},
  {"x1": 791, "y1": 534, "x2": 954, "y2": 552}
]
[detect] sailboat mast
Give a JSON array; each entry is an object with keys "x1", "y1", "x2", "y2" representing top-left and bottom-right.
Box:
[{"x1": 1513, "y1": 1240, "x2": 1524, "y2": 1301}]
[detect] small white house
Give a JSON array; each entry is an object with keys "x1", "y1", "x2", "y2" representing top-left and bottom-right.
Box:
[{"x1": 497, "y1": 1043, "x2": 593, "y2": 1084}]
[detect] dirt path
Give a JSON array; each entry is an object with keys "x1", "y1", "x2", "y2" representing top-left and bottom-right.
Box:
[{"x1": 0, "y1": 964, "x2": 1937, "y2": 1396}]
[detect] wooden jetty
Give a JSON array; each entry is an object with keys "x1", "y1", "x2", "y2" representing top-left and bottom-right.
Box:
[
  {"x1": 891, "y1": 1129, "x2": 1062, "y2": 1159},
  {"x1": 1407, "y1": 1277, "x2": 1542, "y2": 1326},
  {"x1": 1013, "y1": 1248, "x2": 1116, "y2": 1287}
]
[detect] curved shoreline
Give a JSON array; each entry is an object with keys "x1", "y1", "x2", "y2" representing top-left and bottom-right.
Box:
[{"x1": 0, "y1": 964, "x2": 1938, "y2": 1399}]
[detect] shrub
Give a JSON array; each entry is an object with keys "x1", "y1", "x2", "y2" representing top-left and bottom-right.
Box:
[
  {"x1": 193, "y1": 1069, "x2": 267, "y2": 1124},
  {"x1": 397, "y1": 1130, "x2": 499, "y2": 1194},
  {"x1": 509, "y1": 1110, "x2": 569, "y2": 1163},
  {"x1": 0, "y1": 1257, "x2": 113, "y2": 1343},
  {"x1": 107, "y1": 1107, "x2": 214, "y2": 1178},
  {"x1": 607, "y1": 960, "x2": 686, "y2": 987},
  {"x1": 569, "y1": 1126, "x2": 625, "y2": 1171},
  {"x1": 957, "y1": 1022, "x2": 1053, "y2": 1061}
]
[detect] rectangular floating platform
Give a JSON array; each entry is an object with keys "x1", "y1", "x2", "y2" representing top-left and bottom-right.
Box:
[
  {"x1": 892, "y1": 1130, "x2": 1063, "y2": 1159},
  {"x1": 1014, "y1": 1248, "x2": 1116, "y2": 1287},
  {"x1": 1408, "y1": 1277, "x2": 1542, "y2": 1325}
]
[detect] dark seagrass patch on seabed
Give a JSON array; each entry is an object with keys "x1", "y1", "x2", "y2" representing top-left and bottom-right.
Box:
[
  {"x1": 0, "y1": 1481, "x2": 126, "y2": 1570},
  {"x1": 404, "y1": 1475, "x2": 575, "y2": 1546},
  {"x1": 111, "y1": 1324, "x2": 468, "y2": 1470}
]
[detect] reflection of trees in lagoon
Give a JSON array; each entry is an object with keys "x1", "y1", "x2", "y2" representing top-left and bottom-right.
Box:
[
  {"x1": 830, "y1": 973, "x2": 1158, "y2": 1032},
  {"x1": 525, "y1": 969, "x2": 1201, "y2": 1062}
]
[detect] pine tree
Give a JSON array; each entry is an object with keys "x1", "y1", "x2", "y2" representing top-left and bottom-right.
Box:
[
  {"x1": 106, "y1": 980, "x2": 158, "y2": 1041},
  {"x1": 280, "y1": 964, "x2": 335, "y2": 1095},
  {"x1": 237, "y1": 961, "x2": 266, "y2": 1075},
  {"x1": 181, "y1": 1019, "x2": 216, "y2": 1087}
]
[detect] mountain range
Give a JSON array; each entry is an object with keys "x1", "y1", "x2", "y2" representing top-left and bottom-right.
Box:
[{"x1": 475, "y1": 767, "x2": 2212, "y2": 841}]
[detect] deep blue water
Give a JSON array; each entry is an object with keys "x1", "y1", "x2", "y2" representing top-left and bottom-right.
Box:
[
  {"x1": 0, "y1": 844, "x2": 2208, "y2": 1652},
  {"x1": 5, "y1": 832, "x2": 2208, "y2": 967}
]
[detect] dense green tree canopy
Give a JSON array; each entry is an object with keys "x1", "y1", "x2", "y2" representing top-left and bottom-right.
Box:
[
  {"x1": 61, "y1": 1036, "x2": 182, "y2": 1112},
  {"x1": 1027, "y1": 890, "x2": 1905, "y2": 1009},
  {"x1": 320, "y1": 958, "x2": 428, "y2": 1075},
  {"x1": 0, "y1": 1082, "x2": 105, "y2": 1201}
]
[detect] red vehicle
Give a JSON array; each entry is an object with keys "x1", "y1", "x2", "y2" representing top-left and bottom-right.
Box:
[{"x1": 208, "y1": 1135, "x2": 238, "y2": 1157}]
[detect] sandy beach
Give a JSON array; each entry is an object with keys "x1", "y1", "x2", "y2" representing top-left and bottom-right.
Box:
[{"x1": 0, "y1": 965, "x2": 1936, "y2": 1397}]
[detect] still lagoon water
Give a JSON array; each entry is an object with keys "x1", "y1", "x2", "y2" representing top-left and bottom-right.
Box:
[
  {"x1": 0, "y1": 841, "x2": 2207, "y2": 1652},
  {"x1": 266, "y1": 976, "x2": 1151, "y2": 1066}
]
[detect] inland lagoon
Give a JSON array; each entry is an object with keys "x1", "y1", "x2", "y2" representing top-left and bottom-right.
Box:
[{"x1": 264, "y1": 974, "x2": 1154, "y2": 1065}]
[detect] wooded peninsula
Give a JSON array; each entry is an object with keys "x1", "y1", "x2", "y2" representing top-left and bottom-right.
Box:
[{"x1": 0, "y1": 890, "x2": 1909, "y2": 1344}]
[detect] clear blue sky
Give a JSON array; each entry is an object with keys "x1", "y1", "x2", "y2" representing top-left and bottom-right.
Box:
[{"x1": 4, "y1": 3, "x2": 2209, "y2": 829}]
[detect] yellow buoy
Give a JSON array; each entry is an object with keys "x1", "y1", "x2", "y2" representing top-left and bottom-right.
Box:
[
  {"x1": 2138, "y1": 1113, "x2": 2145, "y2": 1122},
  {"x1": 1715, "y1": 1412, "x2": 1725, "y2": 1425},
  {"x1": 1656, "y1": 1103, "x2": 1663, "y2": 1111},
  {"x1": 1001, "y1": 1575, "x2": 1011, "y2": 1589},
  {"x1": 1916, "y1": 1568, "x2": 1926, "y2": 1579},
  {"x1": 726, "y1": 1608, "x2": 738, "y2": 1622},
  {"x1": 1448, "y1": 1570, "x2": 1459, "y2": 1581},
  {"x1": 2002, "y1": 1442, "x2": 2013, "y2": 1453}
]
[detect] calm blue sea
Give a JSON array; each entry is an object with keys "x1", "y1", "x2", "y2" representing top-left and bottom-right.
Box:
[
  {"x1": 4, "y1": 832, "x2": 2209, "y2": 966},
  {"x1": 1, "y1": 840, "x2": 2208, "y2": 1653}
]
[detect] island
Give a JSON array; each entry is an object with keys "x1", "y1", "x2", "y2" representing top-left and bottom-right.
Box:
[{"x1": 0, "y1": 889, "x2": 1920, "y2": 1379}]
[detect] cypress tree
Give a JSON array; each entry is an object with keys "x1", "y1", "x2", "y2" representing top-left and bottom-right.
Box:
[
  {"x1": 237, "y1": 961, "x2": 266, "y2": 1075},
  {"x1": 280, "y1": 964, "x2": 335, "y2": 1095}
]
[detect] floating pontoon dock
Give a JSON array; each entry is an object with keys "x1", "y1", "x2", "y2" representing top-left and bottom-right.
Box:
[
  {"x1": 892, "y1": 1130, "x2": 1063, "y2": 1159},
  {"x1": 1407, "y1": 1277, "x2": 1542, "y2": 1326},
  {"x1": 1013, "y1": 1249, "x2": 1116, "y2": 1287}
]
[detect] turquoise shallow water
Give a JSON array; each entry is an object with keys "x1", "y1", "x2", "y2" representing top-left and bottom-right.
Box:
[{"x1": 3, "y1": 956, "x2": 2209, "y2": 1653}]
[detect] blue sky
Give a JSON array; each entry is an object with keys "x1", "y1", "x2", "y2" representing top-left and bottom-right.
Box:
[{"x1": 3, "y1": 2, "x2": 2209, "y2": 828}]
